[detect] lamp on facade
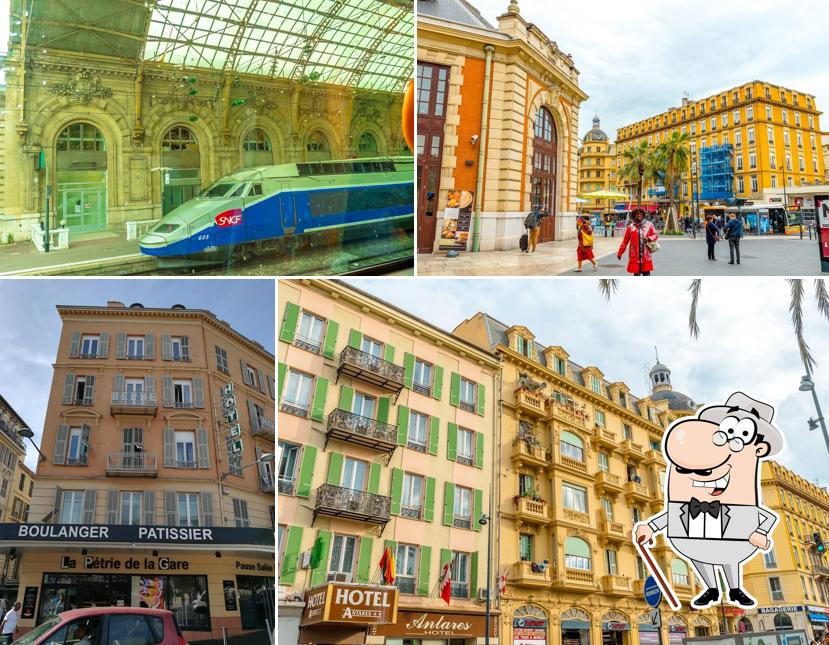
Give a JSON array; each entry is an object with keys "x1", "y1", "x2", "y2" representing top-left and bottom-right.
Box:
[
  {"x1": 16, "y1": 427, "x2": 47, "y2": 462},
  {"x1": 479, "y1": 511, "x2": 492, "y2": 645},
  {"x1": 798, "y1": 370, "x2": 829, "y2": 456},
  {"x1": 220, "y1": 452, "x2": 274, "y2": 481}
]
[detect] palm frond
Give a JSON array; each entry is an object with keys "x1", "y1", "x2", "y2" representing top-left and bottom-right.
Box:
[
  {"x1": 788, "y1": 278, "x2": 816, "y2": 371},
  {"x1": 688, "y1": 279, "x2": 702, "y2": 338},
  {"x1": 597, "y1": 279, "x2": 619, "y2": 301},
  {"x1": 815, "y1": 279, "x2": 829, "y2": 323}
]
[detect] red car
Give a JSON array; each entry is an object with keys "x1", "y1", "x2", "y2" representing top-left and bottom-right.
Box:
[{"x1": 10, "y1": 607, "x2": 188, "y2": 645}]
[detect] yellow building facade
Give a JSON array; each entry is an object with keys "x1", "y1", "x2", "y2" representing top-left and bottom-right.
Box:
[
  {"x1": 578, "y1": 116, "x2": 618, "y2": 213},
  {"x1": 741, "y1": 461, "x2": 829, "y2": 639},
  {"x1": 453, "y1": 314, "x2": 719, "y2": 645},
  {"x1": 616, "y1": 82, "x2": 825, "y2": 213}
]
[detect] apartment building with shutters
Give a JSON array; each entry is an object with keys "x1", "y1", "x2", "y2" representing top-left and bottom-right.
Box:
[
  {"x1": 277, "y1": 279, "x2": 500, "y2": 645},
  {"x1": 10, "y1": 301, "x2": 275, "y2": 641}
]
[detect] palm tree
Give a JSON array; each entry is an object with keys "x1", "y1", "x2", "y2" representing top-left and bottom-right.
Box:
[
  {"x1": 619, "y1": 141, "x2": 656, "y2": 207},
  {"x1": 652, "y1": 131, "x2": 690, "y2": 234}
]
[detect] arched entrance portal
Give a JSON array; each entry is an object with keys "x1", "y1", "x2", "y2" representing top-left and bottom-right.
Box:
[
  {"x1": 242, "y1": 128, "x2": 273, "y2": 168},
  {"x1": 356, "y1": 132, "x2": 378, "y2": 158},
  {"x1": 56, "y1": 122, "x2": 107, "y2": 233},
  {"x1": 514, "y1": 606, "x2": 548, "y2": 645},
  {"x1": 738, "y1": 617, "x2": 754, "y2": 633},
  {"x1": 161, "y1": 126, "x2": 201, "y2": 215},
  {"x1": 531, "y1": 106, "x2": 557, "y2": 242},
  {"x1": 306, "y1": 131, "x2": 331, "y2": 161}
]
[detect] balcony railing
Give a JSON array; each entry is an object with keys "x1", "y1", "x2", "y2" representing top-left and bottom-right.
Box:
[
  {"x1": 514, "y1": 389, "x2": 545, "y2": 418},
  {"x1": 514, "y1": 497, "x2": 550, "y2": 525},
  {"x1": 110, "y1": 391, "x2": 158, "y2": 416},
  {"x1": 549, "y1": 399, "x2": 588, "y2": 427},
  {"x1": 337, "y1": 346, "x2": 405, "y2": 393},
  {"x1": 326, "y1": 409, "x2": 398, "y2": 453},
  {"x1": 294, "y1": 334, "x2": 322, "y2": 355},
  {"x1": 106, "y1": 452, "x2": 158, "y2": 476},
  {"x1": 511, "y1": 440, "x2": 550, "y2": 469},
  {"x1": 595, "y1": 471, "x2": 624, "y2": 494},
  {"x1": 562, "y1": 508, "x2": 590, "y2": 526},
  {"x1": 280, "y1": 399, "x2": 309, "y2": 418},
  {"x1": 599, "y1": 510, "x2": 626, "y2": 542},
  {"x1": 260, "y1": 474, "x2": 275, "y2": 493},
  {"x1": 621, "y1": 439, "x2": 645, "y2": 460},
  {"x1": 560, "y1": 568, "x2": 595, "y2": 588},
  {"x1": 252, "y1": 416, "x2": 275, "y2": 440},
  {"x1": 512, "y1": 560, "x2": 551, "y2": 588},
  {"x1": 314, "y1": 484, "x2": 391, "y2": 529},
  {"x1": 277, "y1": 478, "x2": 295, "y2": 495},
  {"x1": 600, "y1": 574, "x2": 632, "y2": 595},
  {"x1": 625, "y1": 481, "x2": 650, "y2": 501},
  {"x1": 592, "y1": 427, "x2": 617, "y2": 449}
]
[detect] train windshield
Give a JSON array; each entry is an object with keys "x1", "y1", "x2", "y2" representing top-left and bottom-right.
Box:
[
  {"x1": 199, "y1": 182, "x2": 241, "y2": 198},
  {"x1": 149, "y1": 221, "x2": 181, "y2": 234}
]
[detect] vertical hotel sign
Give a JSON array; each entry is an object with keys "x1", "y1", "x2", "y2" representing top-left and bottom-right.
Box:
[{"x1": 816, "y1": 195, "x2": 829, "y2": 273}]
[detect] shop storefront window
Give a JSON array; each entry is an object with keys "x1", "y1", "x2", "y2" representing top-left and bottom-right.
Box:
[
  {"x1": 167, "y1": 575, "x2": 210, "y2": 631},
  {"x1": 237, "y1": 576, "x2": 275, "y2": 631},
  {"x1": 40, "y1": 573, "x2": 131, "y2": 622}
]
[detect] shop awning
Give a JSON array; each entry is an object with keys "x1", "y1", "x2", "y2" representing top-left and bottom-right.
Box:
[{"x1": 809, "y1": 613, "x2": 829, "y2": 623}]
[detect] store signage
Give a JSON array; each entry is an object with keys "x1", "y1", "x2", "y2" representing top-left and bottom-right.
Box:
[
  {"x1": 816, "y1": 196, "x2": 829, "y2": 273},
  {"x1": 759, "y1": 606, "x2": 805, "y2": 614},
  {"x1": 604, "y1": 622, "x2": 630, "y2": 631},
  {"x1": 514, "y1": 617, "x2": 547, "y2": 645},
  {"x1": 370, "y1": 609, "x2": 497, "y2": 637},
  {"x1": 669, "y1": 625, "x2": 686, "y2": 633},
  {"x1": 235, "y1": 561, "x2": 274, "y2": 573},
  {"x1": 0, "y1": 523, "x2": 274, "y2": 546},
  {"x1": 60, "y1": 554, "x2": 190, "y2": 571},
  {"x1": 514, "y1": 618, "x2": 548, "y2": 629},
  {"x1": 807, "y1": 606, "x2": 827, "y2": 613},
  {"x1": 723, "y1": 607, "x2": 745, "y2": 616},
  {"x1": 215, "y1": 209, "x2": 243, "y2": 228},
  {"x1": 21, "y1": 586, "x2": 38, "y2": 620},
  {"x1": 302, "y1": 583, "x2": 398, "y2": 626}
]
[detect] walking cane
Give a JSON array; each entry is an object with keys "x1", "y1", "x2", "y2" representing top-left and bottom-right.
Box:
[{"x1": 636, "y1": 535, "x2": 681, "y2": 611}]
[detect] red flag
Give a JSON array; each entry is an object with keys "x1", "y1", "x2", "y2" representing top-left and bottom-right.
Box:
[
  {"x1": 439, "y1": 562, "x2": 451, "y2": 605},
  {"x1": 378, "y1": 547, "x2": 395, "y2": 585},
  {"x1": 498, "y1": 573, "x2": 507, "y2": 596}
]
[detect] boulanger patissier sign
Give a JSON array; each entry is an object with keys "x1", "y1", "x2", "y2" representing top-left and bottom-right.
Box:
[
  {"x1": 1, "y1": 524, "x2": 273, "y2": 546},
  {"x1": 302, "y1": 583, "x2": 398, "y2": 626}
]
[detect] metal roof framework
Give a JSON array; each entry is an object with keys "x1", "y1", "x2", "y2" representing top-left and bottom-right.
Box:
[{"x1": 10, "y1": 0, "x2": 413, "y2": 92}]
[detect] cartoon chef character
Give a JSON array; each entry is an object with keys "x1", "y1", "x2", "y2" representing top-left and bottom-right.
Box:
[{"x1": 634, "y1": 392, "x2": 783, "y2": 609}]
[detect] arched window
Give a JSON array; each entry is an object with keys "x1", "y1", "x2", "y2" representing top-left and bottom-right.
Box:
[
  {"x1": 671, "y1": 559, "x2": 689, "y2": 585},
  {"x1": 306, "y1": 131, "x2": 329, "y2": 152},
  {"x1": 563, "y1": 537, "x2": 590, "y2": 570},
  {"x1": 773, "y1": 613, "x2": 793, "y2": 631},
  {"x1": 738, "y1": 617, "x2": 754, "y2": 633},
  {"x1": 162, "y1": 126, "x2": 198, "y2": 152},
  {"x1": 530, "y1": 105, "x2": 558, "y2": 240},
  {"x1": 57, "y1": 122, "x2": 106, "y2": 152},
  {"x1": 535, "y1": 106, "x2": 555, "y2": 142},
  {"x1": 560, "y1": 431, "x2": 584, "y2": 462},
  {"x1": 243, "y1": 128, "x2": 272, "y2": 152},
  {"x1": 358, "y1": 132, "x2": 378, "y2": 154}
]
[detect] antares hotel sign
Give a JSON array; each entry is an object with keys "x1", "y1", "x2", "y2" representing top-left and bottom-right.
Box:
[
  {"x1": 0, "y1": 524, "x2": 274, "y2": 546},
  {"x1": 371, "y1": 610, "x2": 499, "y2": 638},
  {"x1": 302, "y1": 583, "x2": 398, "y2": 626}
]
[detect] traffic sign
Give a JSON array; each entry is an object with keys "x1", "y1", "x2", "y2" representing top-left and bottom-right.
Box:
[
  {"x1": 650, "y1": 608, "x2": 661, "y2": 627},
  {"x1": 644, "y1": 575, "x2": 662, "y2": 607}
]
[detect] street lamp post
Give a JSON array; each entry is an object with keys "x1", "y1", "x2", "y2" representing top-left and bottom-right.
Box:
[
  {"x1": 17, "y1": 427, "x2": 47, "y2": 462},
  {"x1": 479, "y1": 512, "x2": 492, "y2": 645},
  {"x1": 799, "y1": 369, "x2": 829, "y2": 457},
  {"x1": 220, "y1": 452, "x2": 275, "y2": 481}
]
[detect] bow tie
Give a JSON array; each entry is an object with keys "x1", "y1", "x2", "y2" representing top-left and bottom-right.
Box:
[{"x1": 689, "y1": 497, "x2": 722, "y2": 519}]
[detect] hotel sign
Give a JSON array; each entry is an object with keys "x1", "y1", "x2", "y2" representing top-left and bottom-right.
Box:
[
  {"x1": 371, "y1": 610, "x2": 498, "y2": 637},
  {"x1": 302, "y1": 583, "x2": 397, "y2": 626},
  {"x1": 0, "y1": 524, "x2": 273, "y2": 547}
]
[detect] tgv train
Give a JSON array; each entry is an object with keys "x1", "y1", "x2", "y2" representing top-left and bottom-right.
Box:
[{"x1": 138, "y1": 156, "x2": 413, "y2": 266}]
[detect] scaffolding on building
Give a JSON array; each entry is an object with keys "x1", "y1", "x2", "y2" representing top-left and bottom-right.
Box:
[{"x1": 699, "y1": 144, "x2": 735, "y2": 201}]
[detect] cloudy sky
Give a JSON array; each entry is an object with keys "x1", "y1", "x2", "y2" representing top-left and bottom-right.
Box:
[
  {"x1": 0, "y1": 279, "x2": 274, "y2": 471},
  {"x1": 468, "y1": 0, "x2": 829, "y2": 143},
  {"x1": 346, "y1": 277, "x2": 829, "y2": 486}
]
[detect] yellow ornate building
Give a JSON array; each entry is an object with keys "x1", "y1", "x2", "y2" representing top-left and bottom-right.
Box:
[
  {"x1": 578, "y1": 116, "x2": 619, "y2": 214},
  {"x1": 453, "y1": 314, "x2": 719, "y2": 645},
  {"x1": 741, "y1": 461, "x2": 829, "y2": 639}
]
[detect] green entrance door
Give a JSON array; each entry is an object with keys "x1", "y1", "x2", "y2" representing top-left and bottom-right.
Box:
[
  {"x1": 56, "y1": 122, "x2": 108, "y2": 233},
  {"x1": 161, "y1": 126, "x2": 201, "y2": 215},
  {"x1": 58, "y1": 181, "x2": 107, "y2": 233}
]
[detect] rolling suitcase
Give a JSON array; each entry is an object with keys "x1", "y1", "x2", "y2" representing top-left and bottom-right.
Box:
[{"x1": 519, "y1": 232, "x2": 529, "y2": 252}]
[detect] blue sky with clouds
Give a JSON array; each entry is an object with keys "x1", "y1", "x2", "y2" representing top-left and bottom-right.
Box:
[
  {"x1": 468, "y1": 0, "x2": 829, "y2": 143},
  {"x1": 345, "y1": 277, "x2": 829, "y2": 486},
  {"x1": 0, "y1": 279, "x2": 274, "y2": 471}
]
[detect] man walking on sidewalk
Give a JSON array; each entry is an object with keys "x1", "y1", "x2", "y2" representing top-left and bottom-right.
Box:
[
  {"x1": 725, "y1": 213, "x2": 744, "y2": 265},
  {"x1": 0, "y1": 602, "x2": 21, "y2": 645}
]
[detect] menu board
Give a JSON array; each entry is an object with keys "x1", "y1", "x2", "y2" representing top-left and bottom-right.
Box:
[
  {"x1": 21, "y1": 587, "x2": 38, "y2": 620},
  {"x1": 439, "y1": 191, "x2": 474, "y2": 251}
]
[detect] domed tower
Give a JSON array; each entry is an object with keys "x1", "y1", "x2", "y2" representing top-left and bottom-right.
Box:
[
  {"x1": 650, "y1": 357, "x2": 672, "y2": 393},
  {"x1": 648, "y1": 349, "x2": 697, "y2": 416},
  {"x1": 577, "y1": 115, "x2": 616, "y2": 213}
]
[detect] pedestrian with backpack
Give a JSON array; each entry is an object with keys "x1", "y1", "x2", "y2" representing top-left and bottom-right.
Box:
[
  {"x1": 574, "y1": 217, "x2": 598, "y2": 271},
  {"x1": 522, "y1": 207, "x2": 542, "y2": 253},
  {"x1": 724, "y1": 212, "x2": 744, "y2": 265}
]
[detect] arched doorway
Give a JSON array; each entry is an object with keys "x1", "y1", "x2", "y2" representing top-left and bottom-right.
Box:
[
  {"x1": 774, "y1": 613, "x2": 793, "y2": 631},
  {"x1": 668, "y1": 616, "x2": 687, "y2": 645},
  {"x1": 601, "y1": 610, "x2": 631, "y2": 645},
  {"x1": 356, "y1": 131, "x2": 378, "y2": 158},
  {"x1": 638, "y1": 612, "x2": 659, "y2": 645},
  {"x1": 56, "y1": 122, "x2": 108, "y2": 233},
  {"x1": 306, "y1": 130, "x2": 331, "y2": 161},
  {"x1": 531, "y1": 105, "x2": 557, "y2": 242},
  {"x1": 737, "y1": 617, "x2": 754, "y2": 633},
  {"x1": 693, "y1": 618, "x2": 711, "y2": 637},
  {"x1": 242, "y1": 128, "x2": 273, "y2": 168},
  {"x1": 514, "y1": 606, "x2": 548, "y2": 645},
  {"x1": 161, "y1": 126, "x2": 201, "y2": 215},
  {"x1": 561, "y1": 607, "x2": 591, "y2": 645}
]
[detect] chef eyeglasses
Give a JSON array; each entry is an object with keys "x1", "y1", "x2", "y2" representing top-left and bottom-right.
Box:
[{"x1": 712, "y1": 416, "x2": 758, "y2": 452}]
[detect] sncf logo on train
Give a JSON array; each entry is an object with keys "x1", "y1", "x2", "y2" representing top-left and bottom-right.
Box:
[{"x1": 215, "y1": 209, "x2": 243, "y2": 228}]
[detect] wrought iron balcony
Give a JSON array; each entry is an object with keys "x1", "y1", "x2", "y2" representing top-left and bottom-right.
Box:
[
  {"x1": 252, "y1": 416, "x2": 275, "y2": 441},
  {"x1": 337, "y1": 346, "x2": 405, "y2": 393},
  {"x1": 294, "y1": 333, "x2": 322, "y2": 355},
  {"x1": 280, "y1": 399, "x2": 309, "y2": 418},
  {"x1": 313, "y1": 484, "x2": 391, "y2": 529},
  {"x1": 325, "y1": 409, "x2": 397, "y2": 453},
  {"x1": 110, "y1": 391, "x2": 157, "y2": 416},
  {"x1": 277, "y1": 477, "x2": 295, "y2": 495},
  {"x1": 260, "y1": 474, "x2": 275, "y2": 493},
  {"x1": 105, "y1": 452, "x2": 158, "y2": 477},
  {"x1": 548, "y1": 399, "x2": 588, "y2": 427}
]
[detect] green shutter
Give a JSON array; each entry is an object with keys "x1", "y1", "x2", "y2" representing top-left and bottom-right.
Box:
[
  {"x1": 390, "y1": 468, "x2": 403, "y2": 515},
  {"x1": 322, "y1": 320, "x2": 339, "y2": 359},
  {"x1": 348, "y1": 329, "x2": 362, "y2": 349},
  {"x1": 384, "y1": 344, "x2": 396, "y2": 364},
  {"x1": 310, "y1": 377, "x2": 328, "y2": 422},
  {"x1": 396, "y1": 406, "x2": 409, "y2": 445},
  {"x1": 470, "y1": 551, "x2": 479, "y2": 599},
  {"x1": 477, "y1": 382, "x2": 486, "y2": 416},
  {"x1": 338, "y1": 385, "x2": 354, "y2": 411},
  {"x1": 428, "y1": 417, "x2": 439, "y2": 455},
  {"x1": 279, "y1": 526, "x2": 304, "y2": 584},
  {"x1": 424, "y1": 477, "x2": 436, "y2": 522},
  {"x1": 327, "y1": 452, "x2": 343, "y2": 485},
  {"x1": 309, "y1": 530, "x2": 332, "y2": 587},
  {"x1": 443, "y1": 482, "x2": 455, "y2": 526},
  {"x1": 367, "y1": 462, "x2": 381, "y2": 494},
  {"x1": 432, "y1": 365, "x2": 444, "y2": 400},
  {"x1": 279, "y1": 302, "x2": 300, "y2": 343},
  {"x1": 277, "y1": 363, "x2": 287, "y2": 402},
  {"x1": 296, "y1": 446, "x2": 318, "y2": 497},
  {"x1": 473, "y1": 489, "x2": 483, "y2": 531},
  {"x1": 450, "y1": 372, "x2": 461, "y2": 407},
  {"x1": 517, "y1": 336, "x2": 524, "y2": 354},
  {"x1": 447, "y1": 423, "x2": 458, "y2": 461},
  {"x1": 377, "y1": 397, "x2": 390, "y2": 424},
  {"x1": 403, "y1": 353, "x2": 415, "y2": 389},
  {"x1": 417, "y1": 545, "x2": 432, "y2": 595},
  {"x1": 440, "y1": 548, "x2": 452, "y2": 567},
  {"x1": 475, "y1": 432, "x2": 484, "y2": 469},
  {"x1": 356, "y1": 537, "x2": 373, "y2": 583}
]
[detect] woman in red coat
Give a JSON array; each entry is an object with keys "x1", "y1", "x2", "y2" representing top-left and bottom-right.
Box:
[{"x1": 617, "y1": 208, "x2": 659, "y2": 275}]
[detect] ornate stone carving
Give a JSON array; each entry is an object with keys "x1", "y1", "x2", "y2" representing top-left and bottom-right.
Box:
[
  {"x1": 150, "y1": 83, "x2": 214, "y2": 112},
  {"x1": 242, "y1": 88, "x2": 280, "y2": 113},
  {"x1": 518, "y1": 372, "x2": 546, "y2": 392},
  {"x1": 353, "y1": 95, "x2": 385, "y2": 123},
  {"x1": 51, "y1": 69, "x2": 113, "y2": 103}
]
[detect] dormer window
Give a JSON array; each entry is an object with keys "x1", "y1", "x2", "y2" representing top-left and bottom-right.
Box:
[
  {"x1": 553, "y1": 356, "x2": 566, "y2": 376},
  {"x1": 618, "y1": 391, "x2": 627, "y2": 407},
  {"x1": 590, "y1": 376, "x2": 602, "y2": 395}
]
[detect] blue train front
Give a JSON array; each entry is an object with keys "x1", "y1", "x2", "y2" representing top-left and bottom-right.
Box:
[{"x1": 138, "y1": 157, "x2": 414, "y2": 266}]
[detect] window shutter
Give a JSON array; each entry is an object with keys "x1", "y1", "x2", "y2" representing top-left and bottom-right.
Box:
[
  {"x1": 309, "y1": 530, "x2": 332, "y2": 587},
  {"x1": 348, "y1": 329, "x2": 362, "y2": 349},
  {"x1": 443, "y1": 482, "x2": 455, "y2": 526},
  {"x1": 248, "y1": 399, "x2": 260, "y2": 434},
  {"x1": 106, "y1": 490, "x2": 118, "y2": 524},
  {"x1": 477, "y1": 382, "x2": 486, "y2": 416},
  {"x1": 267, "y1": 375, "x2": 275, "y2": 400},
  {"x1": 389, "y1": 468, "x2": 402, "y2": 515},
  {"x1": 164, "y1": 490, "x2": 177, "y2": 525},
  {"x1": 296, "y1": 446, "x2": 317, "y2": 498},
  {"x1": 116, "y1": 333, "x2": 127, "y2": 359},
  {"x1": 310, "y1": 377, "x2": 328, "y2": 422},
  {"x1": 214, "y1": 346, "x2": 223, "y2": 371},
  {"x1": 326, "y1": 453, "x2": 343, "y2": 485},
  {"x1": 322, "y1": 320, "x2": 339, "y2": 359},
  {"x1": 163, "y1": 428, "x2": 174, "y2": 467},
  {"x1": 280, "y1": 526, "x2": 304, "y2": 585},
  {"x1": 376, "y1": 397, "x2": 390, "y2": 424},
  {"x1": 450, "y1": 372, "x2": 460, "y2": 406},
  {"x1": 383, "y1": 344, "x2": 395, "y2": 364},
  {"x1": 447, "y1": 423, "x2": 458, "y2": 461},
  {"x1": 122, "y1": 427, "x2": 133, "y2": 452},
  {"x1": 200, "y1": 492, "x2": 214, "y2": 526},
  {"x1": 113, "y1": 374, "x2": 125, "y2": 399},
  {"x1": 279, "y1": 302, "x2": 300, "y2": 343},
  {"x1": 143, "y1": 491, "x2": 155, "y2": 525},
  {"x1": 240, "y1": 360, "x2": 250, "y2": 385},
  {"x1": 338, "y1": 386, "x2": 354, "y2": 411},
  {"x1": 473, "y1": 489, "x2": 483, "y2": 532},
  {"x1": 62, "y1": 373, "x2": 75, "y2": 404},
  {"x1": 232, "y1": 498, "x2": 241, "y2": 526},
  {"x1": 180, "y1": 337, "x2": 190, "y2": 361},
  {"x1": 54, "y1": 425, "x2": 69, "y2": 465},
  {"x1": 396, "y1": 406, "x2": 409, "y2": 445},
  {"x1": 356, "y1": 537, "x2": 373, "y2": 583},
  {"x1": 367, "y1": 463, "x2": 381, "y2": 495},
  {"x1": 528, "y1": 339, "x2": 535, "y2": 360},
  {"x1": 162, "y1": 376, "x2": 173, "y2": 407},
  {"x1": 144, "y1": 375, "x2": 155, "y2": 402},
  {"x1": 239, "y1": 500, "x2": 250, "y2": 527},
  {"x1": 255, "y1": 446, "x2": 267, "y2": 487},
  {"x1": 54, "y1": 485, "x2": 63, "y2": 520},
  {"x1": 80, "y1": 425, "x2": 91, "y2": 465},
  {"x1": 196, "y1": 427, "x2": 210, "y2": 468},
  {"x1": 193, "y1": 377, "x2": 204, "y2": 408},
  {"x1": 470, "y1": 551, "x2": 479, "y2": 598},
  {"x1": 83, "y1": 375, "x2": 95, "y2": 405},
  {"x1": 424, "y1": 477, "x2": 436, "y2": 522},
  {"x1": 417, "y1": 545, "x2": 431, "y2": 595},
  {"x1": 517, "y1": 336, "x2": 524, "y2": 354},
  {"x1": 69, "y1": 332, "x2": 81, "y2": 358},
  {"x1": 432, "y1": 365, "x2": 443, "y2": 400},
  {"x1": 161, "y1": 335, "x2": 172, "y2": 361},
  {"x1": 145, "y1": 333, "x2": 155, "y2": 360},
  {"x1": 428, "y1": 417, "x2": 439, "y2": 455},
  {"x1": 82, "y1": 489, "x2": 96, "y2": 524},
  {"x1": 256, "y1": 368, "x2": 266, "y2": 394},
  {"x1": 403, "y1": 353, "x2": 414, "y2": 389},
  {"x1": 98, "y1": 332, "x2": 109, "y2": 358},
  {"x1": 475, "y1": 432, "x2": 484, "y2": 469},
  {"x1": 440, "y1": 548, "x2": 452, "y2": 568},
  {"x1": 277, "y1": 363, "x2": 287, "y2": 401}
]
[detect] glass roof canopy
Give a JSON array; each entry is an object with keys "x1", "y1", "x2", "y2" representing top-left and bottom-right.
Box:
[{"x1": 14, "y1": 0, "x2": 413, "y2": 92}]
